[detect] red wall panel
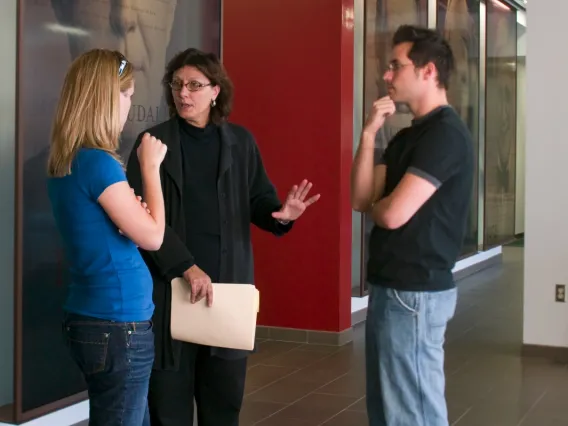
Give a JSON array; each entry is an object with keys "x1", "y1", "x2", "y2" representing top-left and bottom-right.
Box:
[{"x1": 223, "y1": 0, "x2": 354, "y2": 332}]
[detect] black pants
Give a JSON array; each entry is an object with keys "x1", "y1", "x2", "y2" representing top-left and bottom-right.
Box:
[{"x1": 148, "y1": 343, "x2": 248, "y2": 426}]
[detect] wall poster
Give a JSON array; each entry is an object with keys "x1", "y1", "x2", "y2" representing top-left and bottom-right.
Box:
[
  {"x1": 17, "y1": 0, "x2": 220, "y2": 418},
  {"x1": 484, "y1": 0, "x2": 517, "y2": 248},
  {"x1": 438, "y1": 0, "x2": 480, "y2": 256},
  {"x1": 358, "y1": 0, "x2": 428, "y2": 295}
]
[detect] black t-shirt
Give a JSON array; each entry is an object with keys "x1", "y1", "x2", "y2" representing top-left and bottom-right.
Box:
[
  {"x1": 367, "y1": 106, "x2": 474, "y2": 292},
  {"x1": 179, "y1": 118, "x2": 222, "y2": 282}
]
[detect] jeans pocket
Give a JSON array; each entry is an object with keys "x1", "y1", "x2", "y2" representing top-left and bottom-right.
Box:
[
  {"x1": 127, "y1": 321, "x2": 154, "y2": 350},
  {"x1": 387, "y1": 288, "x2": 421, "y2": 315},
  {"x1": 425, "y1": 288, "x2": 457, "y2": 346},
  {"x1": 133, "y1": 321, "x2": 153, "y2": 335},
  {"x1": 65, "y1": 325, "x2": 110, "y2": 375}
]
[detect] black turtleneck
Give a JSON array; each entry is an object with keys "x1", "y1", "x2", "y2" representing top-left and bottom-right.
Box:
[{"x1": 178, "y1": 117, "x2": 221, "y2": 282}]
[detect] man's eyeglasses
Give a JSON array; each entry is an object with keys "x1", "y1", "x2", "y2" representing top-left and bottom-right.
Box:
[
  {"x1": 169, "y1": 80, "x2": 212, "y2": 92},
  {"x1": 386, "y1": 62, "x2": 413, "y2": 73}
]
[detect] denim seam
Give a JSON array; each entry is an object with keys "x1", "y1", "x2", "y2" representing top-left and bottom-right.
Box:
[
  {"x1": 416, "y1": 294, "x2": 427, "y2": 426},
  {"x1": 119, "y1": 331, "x2": 131, "y2": 426}
]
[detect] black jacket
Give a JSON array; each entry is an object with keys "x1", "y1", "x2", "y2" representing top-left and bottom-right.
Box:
[{"x1": 126, "y1": 117, "x2": 292, "y2": 369}]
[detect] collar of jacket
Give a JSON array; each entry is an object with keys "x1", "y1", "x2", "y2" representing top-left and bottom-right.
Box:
[{"x1": 159, "y1": 116, "x2": 238, "y2": 196}]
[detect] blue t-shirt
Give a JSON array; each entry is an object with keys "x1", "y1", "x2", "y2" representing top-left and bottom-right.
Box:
[{"x1": 47, "y1": 148, "x2": 154, "y2": 322}]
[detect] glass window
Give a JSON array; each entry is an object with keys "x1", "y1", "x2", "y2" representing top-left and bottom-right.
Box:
[
  {"x1": 484, "y1": 0, "x2": 518, "y2": 248},
  {"x1": 438, "y1": 0, "x2": 480, "y2": 256},
  {"x1": 515, "y1": 11, "x2": 526, "y2": 235},
  {"x1": 356, "y1": 0, "x2": 428, "y2": 296}
]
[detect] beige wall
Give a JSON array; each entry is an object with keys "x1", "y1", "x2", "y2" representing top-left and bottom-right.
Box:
[{"x1": 523, "y1": 0, "x2": 568, "y2": 347}]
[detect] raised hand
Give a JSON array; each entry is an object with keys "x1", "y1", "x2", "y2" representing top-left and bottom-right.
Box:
[
  {"x1": 137, "y1": 133, "x2": 167, "y2": 172},
  {"x1": 272, "y1": 179, "x2": 320, "y2": 222}
]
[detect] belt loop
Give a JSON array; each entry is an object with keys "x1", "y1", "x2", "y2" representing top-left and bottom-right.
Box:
[{"x1": 132, "y1": 322, "x2": 136, "y2": 332}]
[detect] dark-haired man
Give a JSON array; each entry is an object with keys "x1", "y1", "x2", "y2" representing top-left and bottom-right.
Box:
[{"x1": 351, "y1": 25, "x2": 474, "y2": 426}]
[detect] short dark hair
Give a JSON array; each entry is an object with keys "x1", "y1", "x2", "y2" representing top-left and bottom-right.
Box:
[
  {"x1": 162, "y1": 48, "x2": 234, "y2": 124},
  {"x1": 392, "y1": 25, "x2": 455, "y2": 90}
]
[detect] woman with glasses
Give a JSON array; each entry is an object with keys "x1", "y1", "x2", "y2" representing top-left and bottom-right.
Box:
[
  {"x1": 126, "y1": 48, "x2": 320, "y2": 426},
  {"x1": 47, "y1": 48, "x2": 167, "y2": 426}
]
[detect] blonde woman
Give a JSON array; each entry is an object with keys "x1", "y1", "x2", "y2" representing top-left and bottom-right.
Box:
[{"x1": 47, "y1": 49, "x2": 167, "y2": 426}]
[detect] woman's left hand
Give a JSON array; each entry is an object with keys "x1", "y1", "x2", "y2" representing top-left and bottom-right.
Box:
[{"x1": 272, "y1": 179, "x2": 321, "y2": 222}]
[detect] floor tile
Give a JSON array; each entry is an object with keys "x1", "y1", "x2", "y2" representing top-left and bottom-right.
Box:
[
  {"x1": 71, "y1": 247, "x2": 568, "y2": 426},
  {"x1": 254, "y1": 393, "x2": 358, "y2": 425}
]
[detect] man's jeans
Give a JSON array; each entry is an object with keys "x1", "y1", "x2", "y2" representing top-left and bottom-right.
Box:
[
  {"x1": 365, "y1": 284, "x2": 457, "y2": 426},
  {"x1": 63, "y1": 313, "x2": 154, "y2": 426}
]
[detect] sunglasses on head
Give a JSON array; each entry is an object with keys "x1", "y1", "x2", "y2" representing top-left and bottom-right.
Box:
[
  {"x1": 118, "y1": 59, "x2": 127, "y2": 76},
  {"x1": 114, "y1": 50, "x2": 128, "y2": 76}
]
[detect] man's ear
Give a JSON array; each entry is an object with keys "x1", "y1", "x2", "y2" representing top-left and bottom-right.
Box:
[{"x1": 422, "y1": 62, "x2": 437, "y2": 82}]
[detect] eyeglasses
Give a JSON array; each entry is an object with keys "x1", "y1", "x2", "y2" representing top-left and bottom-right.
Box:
[
  {"x1": 169, "y1": 80, "x2": 212, "y2": 92},
  {"x1": 386, "y1": 62, "x2": 413, "y2": 73}
]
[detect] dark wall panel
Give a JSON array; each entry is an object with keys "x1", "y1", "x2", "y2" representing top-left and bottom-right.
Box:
[{"x1": 18, "y1": 0, "x2": 221, "y2": 416}]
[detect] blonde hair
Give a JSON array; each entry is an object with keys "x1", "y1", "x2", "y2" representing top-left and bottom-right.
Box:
[{"x1": 48, "y1": 49, "x2": 134, "y2": 177}]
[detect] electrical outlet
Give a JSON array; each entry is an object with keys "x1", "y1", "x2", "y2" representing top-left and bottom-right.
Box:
[{"x1": 556, "y1": 284, "x2": 566, "y2": 302}]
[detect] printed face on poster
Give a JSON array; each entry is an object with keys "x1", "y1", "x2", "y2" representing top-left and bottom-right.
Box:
[{"x1": 19, "y1": 0, "x2": 220, "y2": 413}]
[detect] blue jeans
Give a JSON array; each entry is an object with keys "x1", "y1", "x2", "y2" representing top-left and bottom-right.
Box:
[
  {"x1": 63, "y1": 313, "x2": 154, "y2": 426},
  {"x1": 365, "y1": 285, "x2": 457, "y2": 426}
]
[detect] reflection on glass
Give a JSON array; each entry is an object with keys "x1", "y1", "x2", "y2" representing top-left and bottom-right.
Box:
[
  {"x1": 515, "y1": 15, "x2": 526, "y2": 235},
  {"x1": 484, "y1": 0, "x2": 517, "y2": 248},
  {"x1": 358, "y1": 0, "x2": 428, "y2": 295},
  {"x1": 20, "y1": 0, "x2": 220, "y2": 413},
  {"x1": 438, "y1": 0, "x2": 480, "y2": 256}
]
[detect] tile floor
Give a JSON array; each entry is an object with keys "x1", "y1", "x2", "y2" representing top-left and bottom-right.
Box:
[{"x1": 77, "y1": 247, "x2": 568, "y2": 425}]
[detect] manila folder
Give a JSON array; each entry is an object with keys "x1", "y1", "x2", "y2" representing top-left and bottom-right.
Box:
[{"x1": 170, "y1": 278, "x2": 260, "y2": 351}]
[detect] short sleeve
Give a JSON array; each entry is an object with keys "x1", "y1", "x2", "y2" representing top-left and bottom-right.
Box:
[
  {"x1": 77, "y1": 149, "x2": 126, "y2": 200},
  {"x1": 407, "y1": 125, "x2": 468, "y2": 188}
]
